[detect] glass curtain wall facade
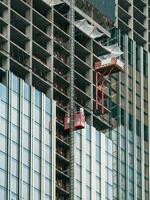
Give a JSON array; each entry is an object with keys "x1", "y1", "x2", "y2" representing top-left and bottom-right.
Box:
[
  {"x1": 110, "y1": 29, "x2": 149, "y2": 200},
  {"x1": 0, "y1": 72, "x2": 56, "y2": 200},
  {"x1": 74, "y1": 123, "x2": 113, "y2": 200}
]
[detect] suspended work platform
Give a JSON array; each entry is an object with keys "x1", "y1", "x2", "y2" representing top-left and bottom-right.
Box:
[
  {"x1": 94, "y1": 57, "x2": 124, "y2": 76},
  {"x1": 94, "y1": 49, "x2": 124, "y2": 114}
]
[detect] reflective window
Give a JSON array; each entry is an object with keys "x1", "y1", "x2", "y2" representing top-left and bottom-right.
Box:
[
  {"x1": 45, "y1": 146, "x2": 51, "y2": 163},
  {"x1": 23, "y1": 132, "x2": 30, "y2": 149},
  {"x1": 11, "y1": 158, "x2": 18, "y2": 177},
  {"x1": 0, "y1": 134, "x2": 6, "y2": 153},
  {"x1": 45, "y1": 162, "x2": 51, "y2": 179},
  {"x1": 34, "y1": 188, "x2": 40, "y2": 200},
  {"x1": 45, "y1": 178, "x2": 51, "y2": 195},
  {"x1": 23, "y1": 182, "x2": 29, "y2": 200},
  {"x1": 0, "y1": 84, "x2": 7, "y2": 102},
  {"x1": 11, "y1": 142, "x2": 19, "y2": 160},
  {"x1": 45, "y1": 130, "x2": 51, "y2": 147},
  {"x1": 0, "y1": 169, "x2": 6, "y2": 187},
  {"x1": 0, "y1": 101, "x2": 7, "y2": 119},
  {"x1": 0, "y1": 118, "x2": 7, "y2": 136},
  {"x1": 34, "y1": 139, "x2": 41, "y2": 156},
  {"x1": 23, "y1": 116, "x2": 30, "y2": 133},
  {"x1": 34, "y1": 171, "x2": 40, "y2": 189},
  {"x1": 12, "y1": 75, "x2": 19, "y2": 93},
  {"x1": 23, "y1": 165, "x2": 30, "y2": 183},
  {"x1": 11, "y1": 108, "x2": 19, "y2": 126},
  {"x1": 0, "y1": 152, "x2": 6, "y2": 170},
  {"x1": 24, "y1": 100, "x2": 30, "y2": 116},
  {"x1": 24, "y1": 83, "x2": 30, "y2": 100},
  {"x1": 11, "y1": 175, "x2": 18, "y2": 194},
  {"x1": 23, "y1": 149, "x2": 30, "y2": 166},
  {"x1": 33, "y1": 155, "x2": 40, "y2": 173},
  {"x1": 0, "y1": 186, "x2": 6, "y2": 200},
  {"x1": 12, "y1": 92, "x2": 19, "y2": 109},
  {"x1": 45, "y1": 97, "x2": 51, "y2": 114},
  {"x1": 11, "y1": 125, "x2": 19, "y2": 143},
  {"x1": 35, "y1": 90, "x2": 41, "y2": 107}
]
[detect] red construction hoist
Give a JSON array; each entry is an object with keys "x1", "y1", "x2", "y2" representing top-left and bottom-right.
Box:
[{"x1": 94, "y1": 57, "x2": 124, "y2": 114}]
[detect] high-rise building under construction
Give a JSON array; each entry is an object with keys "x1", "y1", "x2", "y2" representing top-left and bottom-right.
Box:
[{"x1": 0, "y1": 0, "x2": 149, "y2": 200}]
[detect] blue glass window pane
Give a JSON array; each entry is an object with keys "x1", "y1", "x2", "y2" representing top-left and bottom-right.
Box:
[
  {"x1": 11, "y1": 125, "x2": 19, "y2": 143},
  {"x1": 0, "y1": 101, "x2": 7, "y2": 119},
  {"x1": 11, "y1": 175, "x2": 18, "y2": 194},
  {"x1": 33, "y1": 155, "x2": 40, "y2": 173},
  {"x1": 34, "y1": 122, "x2": 41, "y2": 140},
  {"x1": 23, "y1": 182, "x2": 29, "y2": 200},
  {"x1": 75, "y1": 132, "x2": 81, "y2": 149},
  {"x1": 35, "y1": 90, "x2": 41, "y2": 107},
  {"x1": 86, "y1": 124, "x2": 91, "y2": 141},
  {"x1": 12, "y1": 75, "x2": 19, "y2": 93},
  {"x1": 24, "y1": 83, "x2": 30, "y2": 100},
  {"x1": 23, "y1": 116, "x2": 30, "y2": 133},
  {"x1": 0, "y1": 84, "x2": 7, "y2": 102},
  {"x1": 45, "y1": 113, "x2": 51, "y2": 130},
  {"x1": 0, "y1": 118, "x2": 7, "y2": 136},
  {"x1": 45, "y1": 178, "x2": 51, "y2": 195},
  {"x1": 34, "y1": 188, "x2": 40, "y2": 200},
  {"x1": 34, "y1": 171, "x2": 40, "y2": 189},
  {"x1": 11, "y1": 142, "x2": 19, "y2": 160},
  {"x1": 12, "y1": 92, "x2": 19, "y2": 109},
  {"x1": 34, "y1": 139, "x2": 41, "y2": 156},
  {"x1": 23, "y1": 132, "x2": 30, "y2": 149},
  {"x1": 0, "y1": 152, "x2": 6, "y2": 170},
  {"x1": 0, "y1": 169, "x2": 6, "y2": 187},
  {"x1": 11, "y1": 108, "x2": 19, "y2": 126},
  {"x1": 45, "y1": 130, "x2": 51, "y2": 147},
  {"x1": 96, "y1": 131, "x2": 100, "y2": 146},
  {"x1": 35, "y1": 107, "x2": 41, "y2": 123},
  {"x1": 45, "y1": 162, "x2": 51, "y2": 179},
  {"x1": 23, "y1": 165, "x2": 30, "y2": 183},
  {"x1": 24, "y1": 100, "x2": 30, "y2": 116},
  {"x1": 0, "y1": 186, "x2": 6, "y2": 200},
  {"x1": 45, "y1": 97, "x2": 51, "y2": 114},
  {"x1": 11, "y1": 158, "x2": 18, "y2": 177},
  {"x1": 45, "y1": 146, "x2": 51, "y2": 163},
  {"x1": 0, "y1": 134, "x2": 6, "y2": 153},
  {"x1": 23, "y1": 149, "x2": 30, "y2": 166},
  {"x1": 76, "y1": 180, "x2": 81, "y2": 197}
]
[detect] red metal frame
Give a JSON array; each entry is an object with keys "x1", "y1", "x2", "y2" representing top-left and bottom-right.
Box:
[
  {"x1": 94, "y1": 57, "x2": 124, "y2": 114},
  {"x1": 64, "y1": 112, "x2": 85, "y2": 131}
]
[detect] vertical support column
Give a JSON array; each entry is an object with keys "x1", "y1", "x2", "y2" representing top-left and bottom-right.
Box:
[
  {"x1": 41, "y1": 94, "x2": 45, "y2": 200},
  {"x1": 51, "y1": 100, "x2": 56, "y2": 200},
  {"x1": 89, "y1": 39, "x2": 93, "y2": 126},
  {"x1": 26, "y1": 0, "x2": 32, "y2": 85},
  {"x1": 30, "y1": 86, "x2": 34, "y2": 200},
  {"x1": 6, "y1": 71, "x2": 11, "y2": 200},
  {"x1": 81, "y1": 127, "x2": 86, "y2": 200},
  {"x1": 140, "y1": 48, "x2": 145, "y2": 200},
  {"x1": 124, "y1": 35, "x2": 129, "y2": 199},
  {"x1": 117, "y1": 29, "x2": 122, "y2": 200},
  {"x1": 132, "y1": 41, "x2": 137, "y2": 200},
  {"x1": 47, "y1": 4, "x2": 54, "y2": 99},
  {"x1": 70, "y1": 0, "x2": 75, "y2": 199},
  {"x1": 19, "y1": 80, "x2": 23, "y2": 200},
  {"x1": 91, "y1": 127, "x2": 96, "y2": 199},
  {"x1": 101, "y1": 133, "x2": 106, "y2": 200},
  {"x1": 147, "y1": 52, "x2": 150, "y2": 200}
]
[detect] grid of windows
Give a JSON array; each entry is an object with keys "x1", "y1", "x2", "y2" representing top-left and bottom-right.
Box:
[{"x1": 0, "y1": 73, "x2": 53, "y2": 200}]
